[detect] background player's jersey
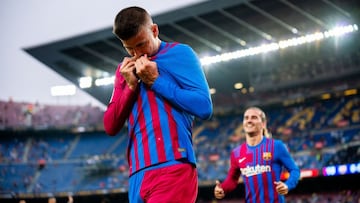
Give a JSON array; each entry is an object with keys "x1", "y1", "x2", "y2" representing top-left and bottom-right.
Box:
[{"x1": 222, "y1": 137, "x2": 300, "y2": 203}]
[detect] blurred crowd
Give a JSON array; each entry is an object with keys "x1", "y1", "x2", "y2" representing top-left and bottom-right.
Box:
[
  {"x1": 0, "y1": 94, "x2": 359, "y2": 199},
  {"x1": 0, "y1": 99, "x2": 104, "y2": 131}
]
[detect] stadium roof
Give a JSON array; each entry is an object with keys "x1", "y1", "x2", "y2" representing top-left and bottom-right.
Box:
[{"x1": 25, "y1": 0, "x2": 360, "y2": 111}]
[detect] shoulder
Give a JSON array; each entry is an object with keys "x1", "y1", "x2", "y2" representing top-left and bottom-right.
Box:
[
  {"x1": 156, "y1": 42, "x2": 199, "y2": 65},
  {"x1": 272, "y1": 138, "x2": 283, "y2": 145},
  {"x1": 163, "y1": 42, "x2": 195, "y2": 54},
  {"x1": 232, "y1": 142, "x2": 246, "y2": 157},
  {"x1": 273, "y1": 139, "x2": 286, "y2": 147},
  {"x1": 272, "y1": 139, "x2": 291, "y2": 153},
  {"x1": 264, "y1": 138, "x2": 287, "y2": 150}
]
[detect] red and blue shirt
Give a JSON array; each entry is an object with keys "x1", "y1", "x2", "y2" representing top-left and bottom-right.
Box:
[
  {"x1": 104, "y1": 41, "x2": 213, "y2": 176},
  {"x1": 221, "y1": 137, "x2": 300, "y2": 203}
]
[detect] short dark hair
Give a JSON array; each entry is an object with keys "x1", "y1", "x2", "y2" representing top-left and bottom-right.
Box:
[{"x1": 113, "y1": 6, "x2": 151, "y2": 40}]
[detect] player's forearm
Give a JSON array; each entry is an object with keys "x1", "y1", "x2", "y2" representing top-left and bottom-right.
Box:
[
  {"x1": 285, "y1": 167, "x2": 301, "y2": 190},
  {"x1": 221, "y1": 160, "x2": 241, "y2": 194},
  {"x1": 171, "y1": 88, "x2": 213, "y2": 120},
  {"x1": 276, "y1": 140, "x2": 301, "y2": 190},
  {"x1": 103, "y1": 87, "x2": 137, "y2": 136},
  {"x1": 221, "y1": 176, "x2": 239, "y2": 194},
  {"x1": 151, "y1": 76, "x2": 213, "y2": 120}
]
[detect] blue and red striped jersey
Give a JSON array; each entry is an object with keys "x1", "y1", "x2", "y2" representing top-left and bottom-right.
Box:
[
  {"x1": 221, "y1": 137, "x2": 300, "y2": 203},
  {"x1": 104, "y1": 41, "x2": 213, "y2": 176}
]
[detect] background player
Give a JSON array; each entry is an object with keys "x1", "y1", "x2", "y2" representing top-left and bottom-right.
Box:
[{"x1": 214, "y1": 106, "x2": 300, "y2": 202}]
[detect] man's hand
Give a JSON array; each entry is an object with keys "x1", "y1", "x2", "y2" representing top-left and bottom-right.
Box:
[
  {"x1": 134, "y1": 55, "x2": 159, "y2": 86},
  {"x1": 120, "y1": 57, "x2": 139, "y2": 90},
  {"x1": 214, "y1": 180, "x2": 225, "y2": 199},
  {"x1": 274, "y1": 181, "x2": 289, "y2": 195},
  {"x1": 67, "y1": 195, "x2": 74, "y2": 203}
]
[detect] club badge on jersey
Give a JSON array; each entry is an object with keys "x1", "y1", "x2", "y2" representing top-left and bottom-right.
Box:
[{"x1": 263, "y1": 152, "x2": 272, "y2": 161}]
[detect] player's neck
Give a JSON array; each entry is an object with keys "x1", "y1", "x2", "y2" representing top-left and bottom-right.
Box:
[{"x1": 246, "y1": 134, "x2": 263, "y2": 146}]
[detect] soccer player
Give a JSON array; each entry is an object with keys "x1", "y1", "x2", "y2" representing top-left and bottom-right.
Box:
[
  {"x1": 214, "y1": 107, "x2": 300, "y2": 203},
  {"x1": 103, "y1": 6, "x2": 213, "y2": 203}
]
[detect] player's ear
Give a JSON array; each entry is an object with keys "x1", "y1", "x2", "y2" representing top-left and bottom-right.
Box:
[{"x1": 151, "y1": 24, "x2": 159, "y2": 37}]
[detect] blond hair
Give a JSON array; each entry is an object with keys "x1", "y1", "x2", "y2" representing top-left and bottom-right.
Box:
[{"x1": 245, "y1": 106, "x2": 272, "y2": 138}]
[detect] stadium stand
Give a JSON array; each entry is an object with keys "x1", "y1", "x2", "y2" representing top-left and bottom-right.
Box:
[{"x1": 1, "y1": 93, "x2": 359, "y2": 202}]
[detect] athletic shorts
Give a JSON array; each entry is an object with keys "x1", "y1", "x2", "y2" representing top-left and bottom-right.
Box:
[{"x1": 128, "y1": 161, "x2": 198, "y2": 203}]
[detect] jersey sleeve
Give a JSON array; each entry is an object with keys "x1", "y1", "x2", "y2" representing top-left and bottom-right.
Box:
[
  {"x1": 150, "y1": 44, "x2": 213, "y2": 120},
  {"x1": 275, "y1": 140, "x2": 301, "y2": 190},
  {"x1": 103, "y1": 64, "x2": 138, "y2": 136},
  {"x1": 221, "y1": 151, "x2": 241, "y2": 194}
]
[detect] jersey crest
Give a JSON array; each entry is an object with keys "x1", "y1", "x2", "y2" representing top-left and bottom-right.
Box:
[{"x1": 262, "y1": 152, "x2": 272, "y2": 161}]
